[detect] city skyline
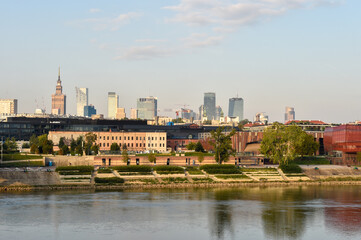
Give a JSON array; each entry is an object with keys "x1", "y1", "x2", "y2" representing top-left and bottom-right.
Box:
[{"x1": 1, "y1": 1, "x2": 361, "y2": 123}]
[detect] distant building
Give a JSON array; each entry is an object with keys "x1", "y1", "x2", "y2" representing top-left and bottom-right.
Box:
[
  {"x1": 254, "y1": 112, "x2": 268, "y2": 124},
  {"x1": 204, "y1": 92, "x2": 216, "y2": 120},
  {"x1": 137, "y1": 97, "x2": 157, "y2": 120},
  {"x1": 0, "y1": 99, "x2": 18, "y2": 115},
  {"x1": 51, "y1": 68, "x2": 66, "y2": 115},
  {"x1": 84, "y1": 105, "x2": 96, "y2": 117},
  {"x1": 228, "y1": 97, "x2": 244, "y2": 121},
  {"x1": 181, "y1": 108, "x2": 195, "y2": 120},
  {"x1": 130, "y1": 108, "x2": 138, "y2": 119},
  {"x1": 216, "y1": 105, "x2": 223, "y2": 121},
  {"x1": 285, "y1": 106, "x2": 295, "y2": 123},
  {"x1": 116, "y1": 108, "x2": 126, "y2": 119},
  {"x1": 76, "y1": 87, "x2": 88, "y2": 116},
  {"x1": 107, "y1": 92, "x2": 118, "y2": 119}
]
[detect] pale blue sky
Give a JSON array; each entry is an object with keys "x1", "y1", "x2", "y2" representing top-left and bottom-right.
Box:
[{"x1": 0, "y1": 0, "x2": 360, "y2": 123}]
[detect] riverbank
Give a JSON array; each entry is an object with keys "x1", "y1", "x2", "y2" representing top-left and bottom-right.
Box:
[{"x1": 3, "y1": 180, "x2": 361, "y2": 192}]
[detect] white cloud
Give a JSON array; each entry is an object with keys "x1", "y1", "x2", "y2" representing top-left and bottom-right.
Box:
[
  {"x1": 165, "y1": 0, "x2": 340, "y2": 28},
  {"x1": 183, "y1": 33, "x2": 223, "y2": 48},
  {"x1": 81, "y1": 12, "x2": 142, "y2": 31},
  {"x1": 115, "y1": 46, "x2": 173, "y2": 60},
  {"x1": 89, "y1": 8, "x2": 101, "y2": 13}
]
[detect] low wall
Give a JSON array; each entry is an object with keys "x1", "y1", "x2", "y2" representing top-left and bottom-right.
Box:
[
  {"x1": 94, "y1": 155, "x2": 263, "y2": 166},
  {"x1": 45, "y1": 156, "x2": 94, "y2": 167},
  {"x1": 0, "y1": 172, "x2": 61, "y2": 186}
]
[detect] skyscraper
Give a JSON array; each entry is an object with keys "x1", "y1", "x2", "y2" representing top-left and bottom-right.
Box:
[
  {"x1": 76, "y1": 87, "x2": 88, "y2": 116},
  {"x1": 285, "y1": 107, "x2": 295, "y2": 122},
  {"x1": 216, "y1": 106, "x2": 223, "y2": 121},
  {"x1": 0, "y1": 99, "x2": 18, "y2": 115},
  {"x1": 84, "y1": 105, "x2": 96, "y2": 117},
  {"x1": 137, "y1": 96, "x2": 157, "y2": 120},
  {"x1": 51, "y1": 67, "x2": 66, "y2": 115},
  {"x1": 204, "y1": 92, "x2": 216, "y2": 120},
  {"x1": 228, "y1": 97, "x2": 244, "y2": 121},
  {"x1": 107, "y1": 92, "x2": 118, "y2": 119},
  {"x1": 130, "y1": 108, "x2": 138, "y2": 119}
]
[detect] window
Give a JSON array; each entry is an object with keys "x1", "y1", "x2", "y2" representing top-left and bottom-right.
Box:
[
  {"x1": 99, "y1": 136, "x2": 102, "y2": 140},
  {"x1": 132, "y1": 137, "x2": 133, "y2": 140},
  {"x1": 116, "y1": 136, "x2": 118, "y2": 140},
  {"x1": 107, "y1": 143, "x2": 109, "y2": 147},
  {"x1": 152, "y1": 137, "x2": 154, "y2": 140},
  {"x1": 148, "y1": 144, "x2": 150, "y2": 147},
  {"x1": 155, "y1": 143, "x2": 157, "y2": 147},
  {"x1": 155, "y1": 137, "x2": 157, "y2": 140},
  {"x1": 136, "y1": 143, "x2": 138, "y2": 147},
  {"x1": 119, "y1": 143, "x2": 122, "y2": 147},
  {"x1": 128, "y1": 137, "x2": 130, "y2": 140},
  {"x1": 131, "y1": 143, "x2": 133, "y2": 147},
  {"x1": 107, "y1": 136, "x2": 109, "y2": 140},
  {"x1": 136, "y1": 137, "x2": 138, "y2": 140},
  {"x1": 119, "y1": 137, "x2": 121, "y2": 140},
  {"x1": 127, "y1": 143, "x2": 129, "y2": 147},
  {"x1": 112, "y1": 136, "x2": 114, "y2": 140},
  {"x1": 148, "y1": 137, "x2": 150, "y2": 140}
]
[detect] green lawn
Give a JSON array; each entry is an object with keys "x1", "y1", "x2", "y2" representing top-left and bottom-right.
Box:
[
  {"x1": 1, "y1": 154, "x2": 43, "y2": 161},
  {"x1": 0, "y1": 161, "x2": 44, "y2": 168}
]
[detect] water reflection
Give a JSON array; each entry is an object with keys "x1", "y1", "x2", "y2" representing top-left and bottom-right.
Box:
[{"x1": 1, "y1": 186, "x2": 361, "y2": 240}]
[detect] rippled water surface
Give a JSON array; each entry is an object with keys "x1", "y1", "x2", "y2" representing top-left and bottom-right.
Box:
[{"x1": 1, "y1": 186, "x2": 361, "y2": 240}]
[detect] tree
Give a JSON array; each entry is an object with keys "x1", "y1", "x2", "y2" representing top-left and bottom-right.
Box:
[
  {"x1": 91, "y1": 144, "x2": 99, "y2": 155},
  {"x1": 29, "y1": 134, "x2": 38, "y2": 146},
  {"x1": 70, "y1": 139, "x2": 77, "y2": 154},
  {"x1": 58, "y1": 137, "x2": 65, "y2": 149},
  {"x1": 209, "y1": 127, "x2": 236, "y2": 164},
  {"x1": 121, "y1": 145, "x2": 129, "y2": 163},
  {"x1": 195, "y1": 141, "x2": 205, "y2": 152},
  {"x1": 4, "y1": 137, "x2": 17, "y2": 152},
  {"x1": 148, "y1": 152, "x2": 156, "y2": 164},
  {"x1": 110, "y1": 143, "x2": 120, "y2": 151},
  {"x1": 84, "y1": 132, "x2": 97, "y2": 155},
  {"x1": 60, "y1": 144, "x2": 70, "y2": 155},
  {"x1": 198, "y1": 152, "x2": 204, "y2": 165},
  {"x1": 260, "y1": 123, "x2": 319, "y2": 165},
  {"x1": 186, "y1": 142, "x2": 196, "y2": 150},
  {"x1": 238, "y1": 119, "x2": 250, "y2": 131},
  {"x1": 74, "y1": 136, "x2": 84, "y2": 155}
]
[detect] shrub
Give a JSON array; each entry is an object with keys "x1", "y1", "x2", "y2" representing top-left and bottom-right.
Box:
[
  {"x1": 280, "y1": 164, "x2": 303, "y2": 173},
  {"x1": 293, "y1": 157, "x2": 330, "y2": 165},
  {"x1": 98, "y1": 168, "x2": 112, "y2": 173},
  {"x1": 240, "y1": 168, "x2": 277, "y2": 172},
  {"x1": 1, "y1": 154, "x2": 43, "y2": 161},
  {"x1": 95, "y1": 177, "x2": 124, "y2": 184},
  {"x1": 192, "y1": 178, "x2": 214, "y2": 183},
  {"x1": 200, "y1": 164, "x2": 241, "y2": 174},
  {"x1": 215, "y1": 174, "x2": 250, "y2": 179},
  {"x1": 200, "y1": 164, "x2": 237, "y2": 170},
  {"x1": 0, "y1": 161, "x2": 44, "y2": 168},
  {"x1": 162, "y1": 177, "x2": 188, "y2": 183},
  {"x1": 55, "y1": 166, "x2": 94, "y2": 172},
  {"x1": 111, "y1": 165, "x2": 152, "y2": 173},
  {"x1": 154, "y1": 166, "x2": 184, "y2": 172},
  {"x1": 186, "y1": 167, "x2": 203, "y2": 175}
]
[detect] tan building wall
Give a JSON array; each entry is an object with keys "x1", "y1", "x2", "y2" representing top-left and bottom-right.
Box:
[
  {"x1": 48, "y1": 131, "x2": 167, "y2": 153},
  {"x1": 115, "y1": 108, "x2": 126, "y2": 119},
  {"x1": 0, "y1": 99, "x2": 18, "y2": 115}
]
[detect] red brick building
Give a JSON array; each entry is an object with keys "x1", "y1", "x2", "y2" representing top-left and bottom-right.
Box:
[{"x1": 324, "y1": 125, "x2": 361, "y2": 165}]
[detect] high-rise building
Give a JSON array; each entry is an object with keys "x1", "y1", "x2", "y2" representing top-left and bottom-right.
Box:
[
  {"x1": 51, "y1": 68, "x2": 66, "y2": 115},
  {"x1": 84, "y1": 105, "x2": 96, "y2": 117},
  {"x1": 137, "y1": 96, "x2": 157, "y2": 120},
  {"x1": 216, "y1": 106, "x2": 223, "y2": 120},
  {"x1": 107, "y1": 92, "x2": 118, "y2": 119},
  {"x1": 228, "y1": 97, "x2": 244, "y2": 121},
  {"x1": 130, "y1": 108, "x2": 138, "y2": 119},
  {"x1": 116, "y1": 108, "x2": 126, "y2": 119},
  {"x1": 254, "y1": 112, "x2": 269, "y2": 124},
  {"x1": 76, "y1": 87, "x2": 88, "y2": 116},
  {"x1": 285, "y1": 107, "x2": 295, "y2": 123},
  {"x1": 0, "y1": 99, "x2": 18, "y2": 115},
  {"x1": 204, "y1": 92, "x2": 216, "y2": 120},
  {"x1": 181, "y1": 108, "x2": 195, "y2": 120}
]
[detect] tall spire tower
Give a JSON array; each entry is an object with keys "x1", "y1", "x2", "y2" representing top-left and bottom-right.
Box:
[{"x1": 51, "y1": 67, "x2": 66, "y2": 115}]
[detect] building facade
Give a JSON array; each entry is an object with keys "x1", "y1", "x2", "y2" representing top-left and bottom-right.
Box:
[
  {"x1": 285, "y1": 106, "x2": 295, "y2": 123},
  {"x1": 228, "y1": 97, "x2": 244, "y2": 121},
  {"x1": 116, "y1": 108, "x2": 126, "y2": 119},
  {"x1": 204, "y1": 92, "x2": 216, "y2": 120},
  {"x1": 48, "y1": 130, "x2": 167, "y2": 153},
  {"x1": 107, "y1": 92, "x2": 118, "y2": 119},
  {"x1": 84, "y1": 105, "x2": 96, "y2": 117},
  {"x1": 137, "y1": 97, "x2": 157, "y2": 120},
  {"x1": 75, "y1": 87, "x2": 88, "y2": 116},
  {"x1": 51, "y1": 68, "x2": 66, "y2": 115},
  {"x1": 0, "y1": 99, "x2": 18, "y2": 115},
  {"x1": 130, "y1": 108, "x2": 138, "y2": 119}
]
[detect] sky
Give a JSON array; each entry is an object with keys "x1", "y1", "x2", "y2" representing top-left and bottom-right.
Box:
[{"x1": 0, "y1": 0, "x2": 360, "y2": 123}]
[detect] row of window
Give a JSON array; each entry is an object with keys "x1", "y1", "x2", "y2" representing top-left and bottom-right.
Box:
[
  {"x1": 98, "y1": 136, "x2": 166, "y2": 141},
  {"x1": 99, "y1": 142, "x2": 166, "y2": 148}
]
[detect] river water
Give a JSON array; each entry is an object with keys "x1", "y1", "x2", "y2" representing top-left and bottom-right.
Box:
[{"x1": 1, "y1": 186, "x2": 361, "y2": 240}]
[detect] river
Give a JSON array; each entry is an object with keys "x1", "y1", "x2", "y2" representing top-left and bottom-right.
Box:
[{"x1": 1, "y1": 186, "x2": 361, "y2": 240}]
